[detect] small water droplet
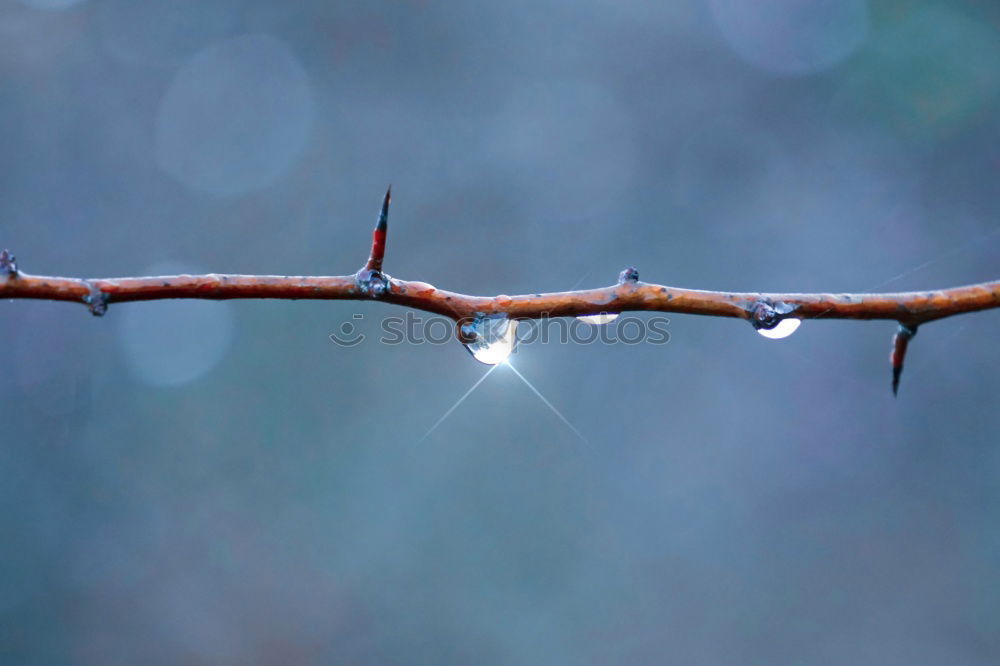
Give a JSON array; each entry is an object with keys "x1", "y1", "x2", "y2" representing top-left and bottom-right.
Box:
[
  {"x1": 577, "y1": 313, "x2": 620, "y2": 325},
  {"x1": 462, "y1": 315, "x2": 518, "y2": 365},
  {"x1": 756, "y1": 318, "x2": 801, "y2": 340}
]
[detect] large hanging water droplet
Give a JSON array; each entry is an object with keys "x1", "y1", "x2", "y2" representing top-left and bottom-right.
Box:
[
  {"x1": 577, "y1": 313, "x2": 620, "y2": 325},
  {"x1": 756, "y1": 318, "x2": 801, "y2": 340},
  {"x1": 461, "y1": 315, "x2": 518, "y2": 365}
]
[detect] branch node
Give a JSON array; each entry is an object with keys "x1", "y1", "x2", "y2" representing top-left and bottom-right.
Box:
[
  {"x1": 0, "y1": 249, "x2": 17, "y2": 276},
  {"x1": 748, "y1": 298, "x2": 797, "y2": 330},
  {"x1": 890, "y1": 323, "x2": 918, "y2": 397},
  {"x1": 83, "y1": 282, "x2": 108, "y2": 317},
  {"x1": 618, "y1": 266, "x2": 640, "y2": 284},
  {"x1": 355, "y1": 268, "x2": 390, "y2": 298}
]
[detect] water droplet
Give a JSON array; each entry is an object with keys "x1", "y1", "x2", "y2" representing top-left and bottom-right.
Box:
[
  {"x1": 577, "y1": 313, "x2": 620, "y2": 325},
  {"x1": 462, "y1": 315, "x2": 518, "y2": 365},
  {"x1": 756, "y1": 318, "x2": 801, "y2": 340}
]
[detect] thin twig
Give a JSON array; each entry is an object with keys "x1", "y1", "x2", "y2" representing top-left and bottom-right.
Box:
[
  {"x1": 2, "y1": 270, "x2": 997, "y2": 325},
  {"x1": 2, "y1": 190, "x2": 998, "y2": 393}
]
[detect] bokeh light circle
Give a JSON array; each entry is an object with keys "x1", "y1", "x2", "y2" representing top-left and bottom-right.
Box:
[
  {"x1": 710, "y1": 0, "x2": 869, "y2": 76},
  {"x1": 118, "y1": 263, "x2": 235, "y2": 387},
  {"x1": 154, "y1": 34, "x2": 315, "y2": 196}
]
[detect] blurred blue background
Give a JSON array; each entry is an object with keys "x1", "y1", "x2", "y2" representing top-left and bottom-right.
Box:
[{"x1": 2, "y1": 0, "x2": 999, "y2": 663}]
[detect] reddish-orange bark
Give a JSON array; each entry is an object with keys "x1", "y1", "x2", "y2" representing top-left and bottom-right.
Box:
[
  {"x1": 3, "y1": 190, "x2": 997, "y2": 395},
  {"x1": 1, "y1": 271, "x2": 997, "y2": 326}
]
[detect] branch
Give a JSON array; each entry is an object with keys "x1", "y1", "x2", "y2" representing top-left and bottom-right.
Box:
[{"x1": 2, "y1": 191, "x2": 998, "y2": 394}]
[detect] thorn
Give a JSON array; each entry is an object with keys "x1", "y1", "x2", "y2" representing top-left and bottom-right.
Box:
[
  {"x1": 618, "y1": 266, "x2": 639, "y2": 284},
  {"x1": 364, "y1": 185, "x2": 391, "y2": 272},
  {"x1": 0, "y1": 249, "x2": 17, "y2": 276},
  {"x1": 376, "y1": 185, "x2": 390, "y2": 233},
  {"x1": 356, "y1": 186, "x2": 392, "y2": 296},
  {"x1": 889, "y1": 323, "x2": 917, "y2": 396}
]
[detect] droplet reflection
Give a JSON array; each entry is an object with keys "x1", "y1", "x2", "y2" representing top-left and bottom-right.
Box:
[
  {"x1": 577, "y1": 313, "x2": 619, "y2": 325},
  {"x1": 463, "y1": 316, "x2": 518, "y2": 365},
  {"x1": 756, "y1": 318, "x2": 802, "y2": 340}
]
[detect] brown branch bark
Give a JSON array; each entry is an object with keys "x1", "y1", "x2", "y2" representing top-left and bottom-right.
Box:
[
  {"x1": 1, "y1": 270, "x2": 997, "y2": 326},
  {"x1": 2, "y1": 192, "x2": 998, "y2": 393}
]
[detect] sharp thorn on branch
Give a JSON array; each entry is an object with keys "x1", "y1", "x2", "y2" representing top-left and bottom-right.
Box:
[
  {"x1": 365, "y1": 185, "x2": 391, "y2": 273},
  {"x1": 377, "y1": 185, "x2": 390, "y2": 233},
  {"x1": 356, "y1": 186, "x2": 392, "y2": 297},
  {"x1": 890, "y1": 323, "x2": 917, "y2": 396}
]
